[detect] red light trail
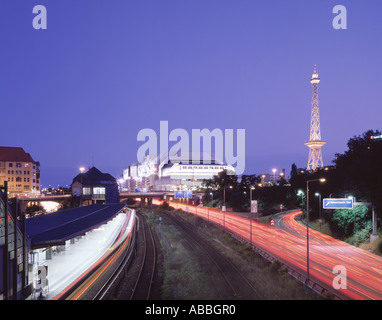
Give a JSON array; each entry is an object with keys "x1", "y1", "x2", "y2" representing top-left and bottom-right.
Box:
[{"x1": 155, "y1": 200, "x2": 382, "y2": 300}]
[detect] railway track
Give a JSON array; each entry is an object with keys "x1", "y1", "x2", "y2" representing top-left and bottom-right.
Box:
[
  {"x1": 159, "y1": 210, "x2": 263, "y2": 300},
  {"x1": 91, "y1": 220, "x2": 137, "y2": 300},
  {"x1": 129, "y1": 212, "x2": 157, "y2": 300}
]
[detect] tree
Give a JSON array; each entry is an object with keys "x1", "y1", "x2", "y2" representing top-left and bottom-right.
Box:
[
  {"x1": 202, "y1": 169, "x2": 238, "y2": 205},
  {"x1": 334, "y1": 130, "x2": 382, "y2": 214},
  {"x1": 239, "y1": 174, "x2": 260, "y2": 192}
]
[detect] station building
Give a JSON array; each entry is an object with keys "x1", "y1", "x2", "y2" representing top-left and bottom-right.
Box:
[
  {"x1": 71, "y1": 166, "x2": 119, "y2": 205},
  {"x1": 1, "y1": 180, "x2": 128, "y2": 300}
]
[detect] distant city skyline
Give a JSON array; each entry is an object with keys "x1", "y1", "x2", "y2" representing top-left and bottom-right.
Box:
[{"x1": 1, "y1": 1, "x2": 381, "y2": 186}]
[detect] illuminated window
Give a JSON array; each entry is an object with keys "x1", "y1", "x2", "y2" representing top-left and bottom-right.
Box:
[
  {"x1": 93, "y1": 187, "x2": 105, "y2": 195},
  {"x1": 83, "y1": 187, "x2": 92, "y2": 195}
]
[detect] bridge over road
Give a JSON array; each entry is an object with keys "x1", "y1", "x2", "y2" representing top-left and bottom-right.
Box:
[
  {"x1": 17, "y1": 192, "x2": 178, "y2": 211},
  {"x1": 119, "y1": 192, "x2": 175, "y2": 208}
]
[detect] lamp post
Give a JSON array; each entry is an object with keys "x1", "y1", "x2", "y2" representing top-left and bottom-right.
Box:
[
  {"x1": 272, "y1": 168, "x2": 277, "y2": 184},
  {"x1": 297, "y1": 189, "x2": 305, "y2": 210},
  {"x1": 79, "y1": 167, "x2": 85, "y2": 207},
  {"x1": 249, "y1": 186, "x2": 255, "y2": 244},
  {"x1": 222, "y1": 185, "x2": 233, "y2": 227},
  {"x1": 315, "y1": 192, "x2": 322, "y2": 231},
  {"x1": 306, "y1": 178, "x2": 326, "y2": 283}
]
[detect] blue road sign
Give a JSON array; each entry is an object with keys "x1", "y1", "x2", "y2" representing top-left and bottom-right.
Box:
[
  {"x1": 174, "y1": 190, "x2": 193, "y2": 199},
  {"x1": 323, "y1": 198, "x2": 353, "y2": 209}
]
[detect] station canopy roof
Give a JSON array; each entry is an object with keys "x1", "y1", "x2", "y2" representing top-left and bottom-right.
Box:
[{"x1": 26, "y1": 203, "x2": 125, "y2": 249}]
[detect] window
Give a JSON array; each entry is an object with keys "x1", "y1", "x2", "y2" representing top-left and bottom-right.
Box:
[
  {"x1": 16, "y1": 177, "x2": 22, "y2": 182},
  {"x1": 8, "y1": 163, "x2": 13, "y2": 167},
  {"x1": 93, "y1": 187, "x2": 105, "y2": 195},
  {"x1": 83, "y1": 187, "x2": 92, "y2": 195},
  {"x1": 16, "y1": 163, "x2": 22, "y2": 168}
]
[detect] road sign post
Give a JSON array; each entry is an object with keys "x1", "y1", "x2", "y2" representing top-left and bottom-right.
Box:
[
  {"x1": 324, "y1": 199, "x2": 378, "y2": 242},
  {"x1": 250, "y1": 200, "x2": 258, "y2": 245}
]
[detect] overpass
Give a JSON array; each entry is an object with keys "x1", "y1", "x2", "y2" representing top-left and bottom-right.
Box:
[
  {"x1": 17, "y1": 191, "x2": 179, "y2": 211},
  {"x1": 119, "y1": 191, "x2": 174, "y2": 208},
  {"x1": 17, "y1": 194, "x2": 71, "y2": 212}
]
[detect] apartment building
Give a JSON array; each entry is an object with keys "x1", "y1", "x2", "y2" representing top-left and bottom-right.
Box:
[{"x1": 0, "y1": 147, "x2": 41, "y2": 197}]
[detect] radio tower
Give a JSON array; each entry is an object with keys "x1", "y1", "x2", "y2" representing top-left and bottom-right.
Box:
[{"x1": 304, "y1": 65, "x2": 326, "y2": 171}]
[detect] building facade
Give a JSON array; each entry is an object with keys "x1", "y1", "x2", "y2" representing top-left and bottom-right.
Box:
[
  {"x1": 0, "y1": 184, "x2": 29, "y2": 300},
  {"x1": 121, "y1": 152, "x2": 236, "y2": 192},
  {"x1": 71, "y1": 167, "x2": 119, "y2": 205},
  {"x1": 0, "y1": 147, "x2": 41, "y2": 198}
]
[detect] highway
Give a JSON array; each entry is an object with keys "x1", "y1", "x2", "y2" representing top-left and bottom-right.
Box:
[{"x1": 160, "y1": 201, "x2": 382, "y2": 300}]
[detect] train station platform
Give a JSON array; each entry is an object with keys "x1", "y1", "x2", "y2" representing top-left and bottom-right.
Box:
[{"x1": 25, "y1": 203, "x2": 129, "y2": 299}]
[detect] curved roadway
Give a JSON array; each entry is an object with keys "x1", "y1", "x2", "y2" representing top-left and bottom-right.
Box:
[{"x1": 163, "y1": 201, "x2": 382, "y2": 300}]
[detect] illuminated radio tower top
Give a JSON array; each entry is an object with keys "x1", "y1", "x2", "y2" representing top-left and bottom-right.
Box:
[{"x1": 304, "y1": 65, "x2": 326, "y2": 171}]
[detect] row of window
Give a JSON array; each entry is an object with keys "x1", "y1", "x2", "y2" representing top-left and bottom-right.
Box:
[
  {"x1": 179, "y1": 165, "x2": 226, "y2": 170},
  {"x1": 8, "y1": 185, "x2": 31, "y2": 190},
  {"x1": 83, "y1": 187, "x2": 106, "y2": 195},
  {"x1": 7, "y1": 177, "x2": 37, "y2": 183},
  {"x1": 8, "y1": 162, "x2": 36, "y2": 169},
  {"x1": 8, "y1": 170, "x2": 31, "y2": 175}
]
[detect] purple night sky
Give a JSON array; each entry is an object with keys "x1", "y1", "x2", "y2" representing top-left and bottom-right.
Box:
[{"x1": 1, "y1": 1, "x2": 381, "y2": 186}]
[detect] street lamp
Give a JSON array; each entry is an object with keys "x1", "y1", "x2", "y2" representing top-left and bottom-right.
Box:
[
  {"x1": 272, "y1": 168, "x2": 277, "y2": 184},
  {"x1": 306, "y1": 178, "x2": 326, "y2": 283},
  {"x1": 79, "y1": 167, "x2": 86, "y2": 207},
  {"x1": 249, "y1": 186, "x2": 255, "y2": 244},
  {"x1": 223, "y1": 185, "x2": 233, "y2": 208},
  {"x1": 315, "y1": 192, "x2": 322, "y2": 231},
  {"x1": 222, "y1": 185, "x2": 233, "y2": 227},
  {"x1": 297, "y1": 189, "x2": 305, "y2": 209}
]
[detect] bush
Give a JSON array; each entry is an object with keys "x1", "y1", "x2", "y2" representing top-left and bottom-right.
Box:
[
  {"x1": 352, "y1": 222, "x2": 372, "y2": 246},
  {"x1": 160, "y1": 201, "x2": 173, "y2": 211},
  {"x1": 377, "y1": 238, "x2": 382, "y2": 254}
]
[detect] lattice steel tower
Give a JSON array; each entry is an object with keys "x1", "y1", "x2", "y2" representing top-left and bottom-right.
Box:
[{"x1": 304, "y1": 65, "x2": 326, "y2": 170}]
